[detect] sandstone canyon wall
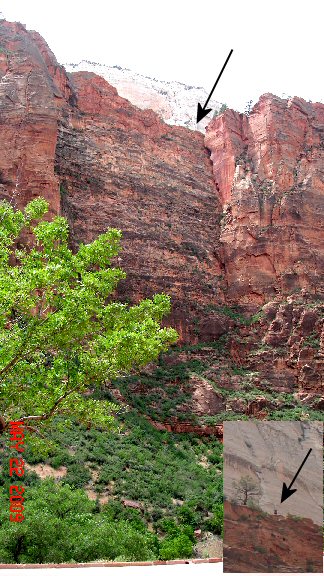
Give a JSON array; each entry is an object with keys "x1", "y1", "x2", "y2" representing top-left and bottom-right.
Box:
[
  {"x1": 0, "y1": 20, "x2": 224, "y2": 341},
  {"x1": 55, "y1": 71, "x2": 223, "y2": 342},
  {"x1": 206, "y1": 97, "x2": 324, "y2": 304},
  {"x1": 0, "y1": 21, "x2": 69, "y2": 218},
  {"x1": 0, "y1": 19, "x2": 323, "y2": 362}
]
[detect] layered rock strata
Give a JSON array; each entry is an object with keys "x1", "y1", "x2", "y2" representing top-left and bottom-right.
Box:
[
  {"x1": 56, "y1": 71, "x2": 223, "y2": 340},
  {"x1": 0, "y1": 19, "x2": 323, "y2": 358},
  {"x1": 0, "y1": 20, "x2": 223, "y2": 341},
  {"x1": 0, "y1": 21, "x2": 72, "y2": 217},
  {"x1": 205, "y1": 95, "x2": 324, "y2": 304}
]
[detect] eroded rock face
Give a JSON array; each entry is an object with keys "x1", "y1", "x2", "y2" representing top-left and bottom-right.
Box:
[
  {"x1": 0, "y1": 20, "x2": 223, "y2": 341},
  {"x1": 0, "y1": 19, "x2": 323, "y2": 368},
  {"x1": 228, "y1": 295, "x2": 324, "y2": 396},
  {"x1": 55, "y1": 71, "x2": 223, "y2": 340},
  {"x1": 205, "y1": 94, "x2": 324, "y2": 304},
  {"x1": 0, "y1": 20, "x2": 72, "y2": 218},
  {"x1": 146, "y1": 416, "x2": 223, "y2": 438},
  {"x1": 224, "y1": 500, "x2": 323, "y2": 573}
]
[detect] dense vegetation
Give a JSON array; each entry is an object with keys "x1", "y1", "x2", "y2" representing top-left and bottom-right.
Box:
[
  {"x1": 0, "y1": 409, "x2": 223, "y2": 563},
  {"x1": 110, "y1": 341, "x2": 324, "y2": 425}
]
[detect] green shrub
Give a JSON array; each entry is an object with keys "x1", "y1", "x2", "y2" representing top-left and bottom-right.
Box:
[
  {"x1": 70, "y1": 520, "x2": 158, "y2": 562},
  {"x1": 208, "y1": 447, "x2": 223, "y2": 465},
  {"x1": 0, "y1": 480, "x2": 158, "y2": 563},
  {"x1": 64, "y1": 463, "x2": 91, "y2": 488},
  {"x1": 255, "y1": 511, "x2": 267, "y2": 519},
  {"x1": 204, "y1": 502, "x2": 223, "y2": 536},
  {"x1": 158, "y1": 518, "x2": 181, "y2": 537},
  {"x1": 22, "y1": 436, "x2": 57, "y2": 464},
  {"x1": 232, "y1": 365, "x2": 248, "y2": 376},
  {"x1": 304, "y1": 334, "x2": 320, "y2": 349},
  {"x1": 102, "y1": 501, "x2": 146, "y2": 532},
  {"x1": 246, "y1": 499, "x2": 262, "y2": 511},
  {"x1": 177, "y1": 505, "x2": 196, "y2": 526},
  {"x1": 254, "y1": 545, "x2": 267, "y2": 554},
  {"x1": 159, "y1": 534, "x2": 193, "y2": 560},
  {"x1": 213, "y1": 103, "x2": 228, "y2": 118},
  {"x1": 48, "y1": 450, "x2": 75, "y2": 468}
]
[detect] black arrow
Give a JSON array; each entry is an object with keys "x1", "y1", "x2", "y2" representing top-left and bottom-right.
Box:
[
  {"x1": 196, "y1": 49, "x2": 233, "y2": 123},
  {"x1": 280, "y1": 448, "x2": 312, "y2": 503}
]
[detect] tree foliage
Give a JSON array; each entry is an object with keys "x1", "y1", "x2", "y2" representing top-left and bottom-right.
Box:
[
  {"x1": 0, "y1": 478, "x2": 159, "y2": 563},
  {"x1": 232, "y1": 475, "x2": 262, "y2": 505},
  {"x1": 0, "y1": 198, "x2": 178, "y2": 434}
]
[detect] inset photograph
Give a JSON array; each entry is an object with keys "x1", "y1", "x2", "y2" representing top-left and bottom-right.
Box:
[{"x1": 224, "y1": 421, "x2": 323, "y2": 573}]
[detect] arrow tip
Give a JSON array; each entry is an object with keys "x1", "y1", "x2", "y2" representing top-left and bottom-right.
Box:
[
  {"x1": 196, "y1": 103, "x2": 212, "y2": 124},
  {"x1": 281, "y1": 482, "x2": 297, "y2": 503}
]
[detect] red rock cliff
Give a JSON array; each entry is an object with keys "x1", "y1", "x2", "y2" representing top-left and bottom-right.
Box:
[
  {"x1": 0, "y1": 20, "x2": 224, "y2": 342},
  {"x1": 205, "y1": 95, "x2": 324, "y2": 304},
  {"x1": 0, "y1": 20, "x2": 323, "y2": 349},
  {"x1": 55, "y1": 70, "x2": 224, "y2": 342},
  {"x1": 224, "y1": 501, "x2": 323, "y2": 573},
  {"x1": 0, "y1": 20, "x2": 73, "y2": 217}
]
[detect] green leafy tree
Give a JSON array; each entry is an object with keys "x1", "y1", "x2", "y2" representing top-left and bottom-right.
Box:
[
  {"x1": 204, "y1": 502, "x2": 223, "y2": 535},
  {"x1": 0, "y1": 198, "x2": 178, "y2": 435}
]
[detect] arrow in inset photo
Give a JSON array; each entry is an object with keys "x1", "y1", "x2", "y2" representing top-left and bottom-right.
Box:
[{"x1": 280, "y1": 448, "x2": 312, "y2": 503}]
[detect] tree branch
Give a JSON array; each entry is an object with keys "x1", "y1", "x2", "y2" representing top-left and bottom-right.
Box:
[
  {"x1": 19, "y1": 385, "x2": 79, "y2": 424},
  {"x1": 24, "y1": 424, "x2": 45, "y2": 438}
]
